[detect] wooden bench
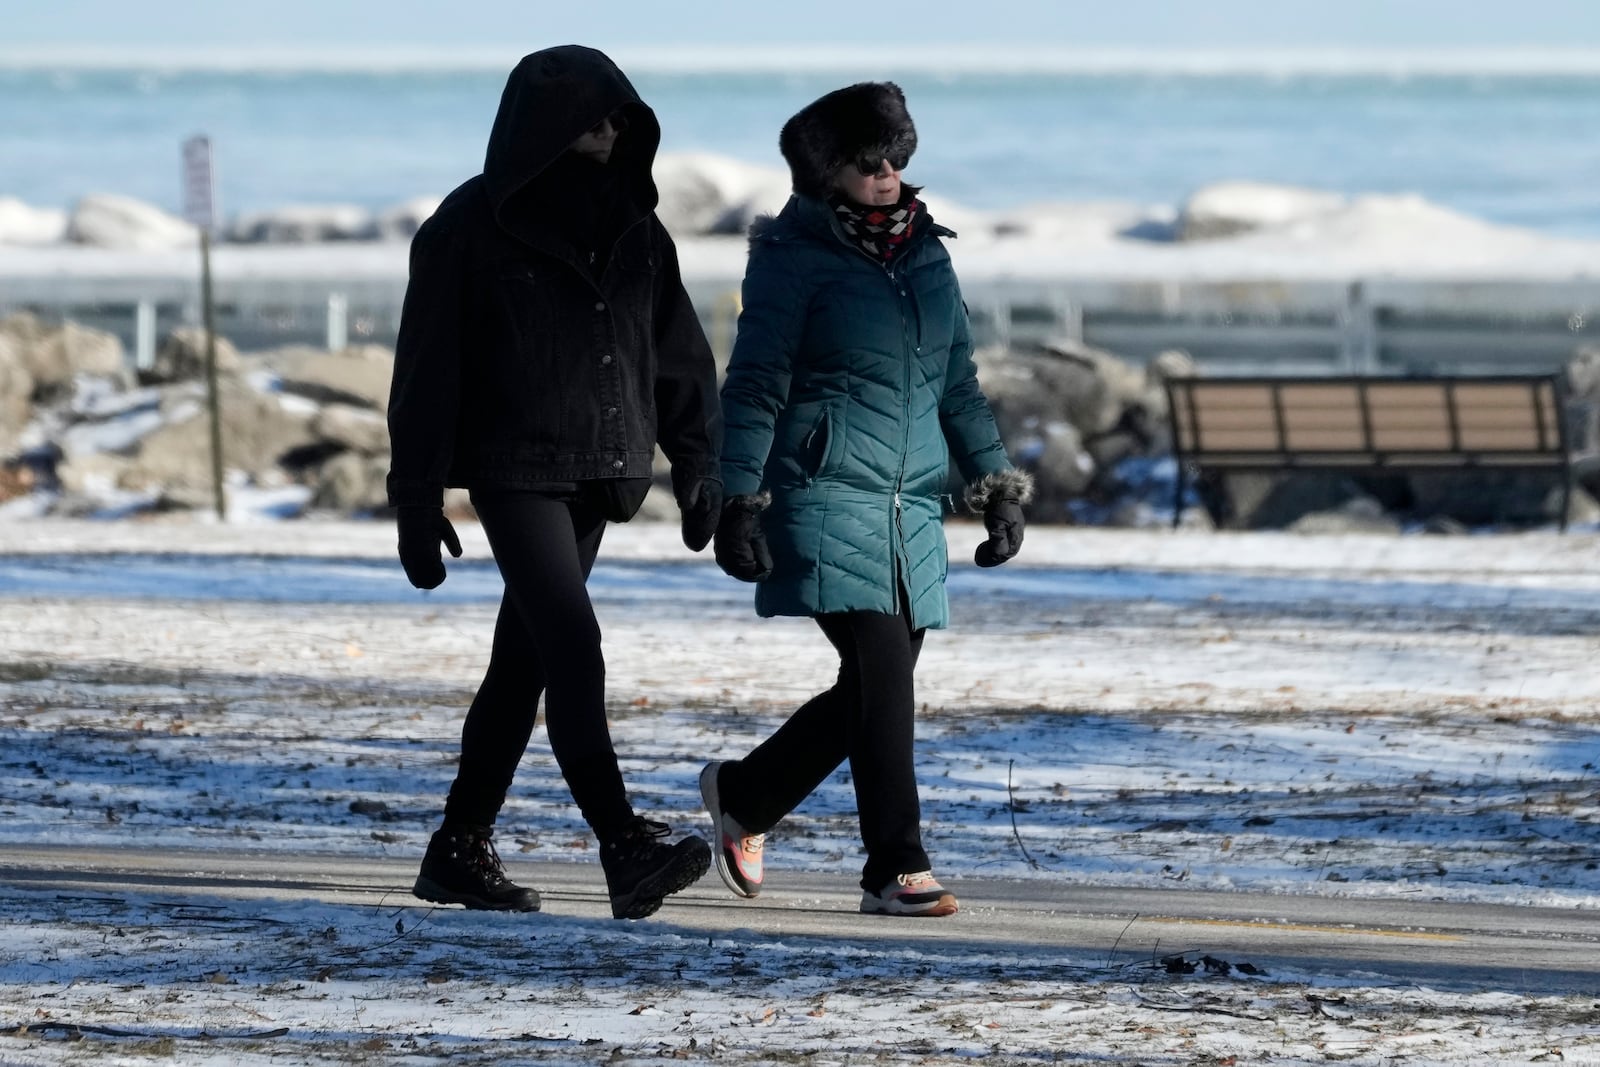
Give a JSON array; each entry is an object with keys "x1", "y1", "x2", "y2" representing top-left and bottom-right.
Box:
[{"x1": 1164, "y1": 374, "x2": 1582, "y2": 530}]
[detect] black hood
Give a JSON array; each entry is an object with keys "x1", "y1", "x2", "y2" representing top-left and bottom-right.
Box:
[{"x1": 483, "y1": 45, "x2": 661, "y2": 231}]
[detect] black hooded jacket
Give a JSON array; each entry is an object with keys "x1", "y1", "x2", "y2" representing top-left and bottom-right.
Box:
[{"x1": 386, "y1": 45, "x2": 721, "y2": 509}]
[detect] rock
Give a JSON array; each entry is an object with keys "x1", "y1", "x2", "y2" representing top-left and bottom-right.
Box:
[
  {"x1": 124, "y1": 377, "x2": 317, "y2": 497},
  {"x1": 1033, "y1": 421, "x2": 1096, "y2": 501},
  {"x1": 1288, "y1": 496, "x2": 1403, "y2": 535},
  {"x1": 0, "y1": 335, "x2": 34, "y2": 450},
  {"x1": 1407, "y1": 470, "x2": 1566, "y2": 526},
  {"x1": 227, "y1": 203, "x2": 375, "y2": 244},
  {"x1": 309, "y1": 451, "x2": 390, "y2": 512},
  {"x1": 653, "y1": 153, "x2": 791, "y2": 236},
  {"x1": 55, "y1": 450, "x2": 133, "y2": 495},
  {"x1": 0, "y1": 461, "x2": 35, "y2": 503},
  {"x1": 1201, "y1": 472, "x2": 1367, "y2": 530},
  {"x1": 67, "y1": 194, "x2": 197, "y2": 251},
  {"x1": 371, "y1": 196, "x2": 442, "y2": 241},
  {"x1": 1177, "y1": 181, "x2": 1346, "y2": 242},
  {"x1": 311, "y1": 403, "x2": 390, "y2": 455},
  {"x1": 1565, "y1": 345, "x2": 1600, "y2": 455},
  {"x1": 0, "y1": 196, "x2": 68, "y2": 245},
  {"x1": 268, "y1": 345, "x2": 394, "y2": 410},
  {"x1": 143, "y1": 326, "x2": 242, "y2": 385},
  {"x1": 0, "y1": 313, "x2": 126, "y2": 401}
]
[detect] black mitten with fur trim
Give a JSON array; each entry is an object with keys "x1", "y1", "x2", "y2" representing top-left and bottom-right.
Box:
[{"x1": 965, "y1": 470, "x2": 1034, "y2": 568}]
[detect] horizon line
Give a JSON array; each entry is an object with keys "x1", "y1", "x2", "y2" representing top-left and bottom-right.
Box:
[{"x1": 5, "y1": 44, "x2": 1600, "y2": 76}]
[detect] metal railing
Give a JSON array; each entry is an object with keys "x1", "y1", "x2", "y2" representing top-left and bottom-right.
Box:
[{"x1": 2, "y1": 274, "x2": 1595, "y2": 376}]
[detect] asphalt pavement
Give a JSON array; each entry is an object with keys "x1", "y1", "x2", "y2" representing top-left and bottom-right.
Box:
[{"x1": 4, "y1": 844, "x2": 1595, "y2": 996}]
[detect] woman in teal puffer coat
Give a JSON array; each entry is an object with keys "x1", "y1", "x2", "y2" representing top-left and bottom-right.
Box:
[{"x1": 699, "y1": 82, "x2": 1033, "y2": 918}]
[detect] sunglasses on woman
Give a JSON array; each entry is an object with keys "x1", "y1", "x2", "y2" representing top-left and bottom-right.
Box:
[
  {"x1": 587, "y1": 109, "x2": 630, "y2": 136},
  {"x1": 854, "y1": 150, "x2": 909, "y2": 176}
]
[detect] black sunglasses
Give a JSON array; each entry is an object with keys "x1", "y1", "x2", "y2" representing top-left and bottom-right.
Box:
[
  {"x1": 853, "y1": 150, "x2": 909, "y2": 176},
  {"x1": 587, "y1": 109, "x2": 630, "y2": 136}
]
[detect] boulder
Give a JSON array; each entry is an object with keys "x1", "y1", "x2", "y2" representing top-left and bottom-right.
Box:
[
  {"x1": 0, "y1": 196, "x2": 68, "y2": 245},
  {"x1": 1407, "y1": 470, "x2": 1567, "y2": 527},
  {"x1": 371, "y1": 196, "x2": 442, "y2": 241},
  {"x1": 1288, "y1": 496, "x2": 1403, "y2": 535},
  {"x1": 0, "y1": 335, "x2": 34, "y2": 449},
  {"x1": 143, "y1": 326, "x2": 243, "y2": 385},
  {"x1": 124, "y1": 377, "x2": 317, "y2": 496},
  {"x1": 0, "y1": 313, "x2": 126, "y2": 401},
  {"x1": 67, "y1": 194, "x2": 197, "y2": 251},
  {"x1": 1177, "y1": 181, "x2": 1346, "y2": 242},
  {"x1": 1199, "y1": 472, "x2": 1367, "y2": 530},
  {"x1": 1566, "y1": 345, "x2": 1600, "y2": 455},
  {"x1": 227, "y1": 203, "x2": 374, "y2": 244},
  {"x1": 268, "y1": 345, "x2": 394, "y2": 410},
  {"x1": 311, "y1": 402, "x2": 390, "y2": 455},
  {"x1": 55, "y1": 450, "x2": 134, "y2": 495},
  {"x1": 309, "y1": 451, "x2": 390, "y2": 512},
  {"x1": 653, "y1": 153, "x2": 791, "y2": 236}
]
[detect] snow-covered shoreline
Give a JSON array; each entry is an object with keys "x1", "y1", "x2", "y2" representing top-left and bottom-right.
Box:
[{"x1": 8, "y1": 162, "x2": 1600, "y2": 283}]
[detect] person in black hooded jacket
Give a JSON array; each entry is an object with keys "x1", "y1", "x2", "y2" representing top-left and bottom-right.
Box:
[{"x1": 387, "y1": 45, "x2": 720, "y2": 920}]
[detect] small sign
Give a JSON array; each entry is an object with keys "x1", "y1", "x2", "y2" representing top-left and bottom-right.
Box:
[{"x1": 181, "y1": 135, "x2": 217, "y2": 232}]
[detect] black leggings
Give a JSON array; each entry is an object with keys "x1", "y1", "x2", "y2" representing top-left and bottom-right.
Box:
[
  {"x1": 720, "y1": 604, "x2": 929, "y2": 889},
  {"x1": 442, "y1": 490, "x2": 634, "y2": 838}
]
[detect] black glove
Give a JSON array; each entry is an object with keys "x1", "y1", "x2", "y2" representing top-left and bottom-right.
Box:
[
  {"x1": 714, "y1": 494, "x2": 773, "y2": 582},
  {"x1": 975, "y1": 496, "x2": 1025, "y2": 568},
  {"x1": 673, "y1": 470, "x2": 723, "y2": 553},
  {"x1": 397, "y1": 505, "x2": 462, "y2": 589}
]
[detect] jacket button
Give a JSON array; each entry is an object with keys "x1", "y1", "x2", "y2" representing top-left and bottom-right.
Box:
[
  {"x1": 594, "y1": 301, "x2": 606, "y2": 311},
  {"x1": 600, "y1": 354, "x2": 613, "y2": 365},
  {"x1": 605, "y1": 406, "x2": 618, "y2": 417},
  {"x1": 610, "y1": 460, "x2": 625, "y2": 470}
]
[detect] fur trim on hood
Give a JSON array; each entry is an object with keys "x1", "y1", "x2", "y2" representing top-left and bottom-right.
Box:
[
  {"x1": 964, "y1": 469, "x2": 1035, "y2": 512},
  {"x1": 779, "y1": 82, "x2": 917, "y2": 198}
]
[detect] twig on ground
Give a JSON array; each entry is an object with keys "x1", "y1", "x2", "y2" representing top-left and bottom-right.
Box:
[
  {"x1": 1103, "y1": 913, "x2": 1140, "y2": 969},
  {"x1": 1007, "y1": 759, "x2": 1049, "y2": 871}
]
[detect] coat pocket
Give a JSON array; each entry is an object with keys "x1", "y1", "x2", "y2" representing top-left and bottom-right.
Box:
[{"x1": 801, "y1": 406, "x2": 832, "y2": 483}]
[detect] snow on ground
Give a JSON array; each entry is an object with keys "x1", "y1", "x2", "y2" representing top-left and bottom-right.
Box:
[{"x1": 1, "y1": 519, "x2": 1598, "y2": 1064}]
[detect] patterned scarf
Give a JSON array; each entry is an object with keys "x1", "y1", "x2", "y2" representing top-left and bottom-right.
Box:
[{"x1": 830, "y1": 192, "x2": 922, "y2": 264}]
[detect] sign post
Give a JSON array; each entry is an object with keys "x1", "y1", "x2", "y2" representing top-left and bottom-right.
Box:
[{"x1": 182, "y1": 135, "x2": 226, "y2": 521}]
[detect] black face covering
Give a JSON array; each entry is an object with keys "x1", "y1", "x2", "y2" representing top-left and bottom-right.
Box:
[{"x1": 510, "y1": 151, "x2": 627, "y2": 271}]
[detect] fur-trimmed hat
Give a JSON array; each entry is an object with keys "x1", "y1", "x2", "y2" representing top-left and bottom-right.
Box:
[{"x1": 778, "y1": 82, "x2": 917, "y2": 198}]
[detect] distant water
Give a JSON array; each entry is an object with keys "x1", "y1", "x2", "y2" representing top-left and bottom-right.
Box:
[{"x1": 4, "y1": 64, "x2": 1600, "y2": 236}]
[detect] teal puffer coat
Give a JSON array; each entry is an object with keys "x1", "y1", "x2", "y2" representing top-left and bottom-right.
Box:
[{"x1": 720, "y1": 194, "x2": 1014, "y2": 630}]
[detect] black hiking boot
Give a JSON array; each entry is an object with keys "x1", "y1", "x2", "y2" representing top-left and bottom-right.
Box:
[
  {"x1": 600, "y1": 817, "x2": 711, "y2": 920},
  {"x1": 412, "y1": 824, "x2": 541, "y2": 912}
]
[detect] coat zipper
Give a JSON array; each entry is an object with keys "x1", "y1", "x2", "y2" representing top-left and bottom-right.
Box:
[{"x1": 888, "y1": 260, "x2": 915, "y2": 617}]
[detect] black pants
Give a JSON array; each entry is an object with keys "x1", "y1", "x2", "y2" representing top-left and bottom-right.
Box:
[
  {"x1": 441, "y1": 490, "x2": 634, "y2": 839},
  {"x1": 719, "y1": 604, "x2": 929, "y2": 890}
]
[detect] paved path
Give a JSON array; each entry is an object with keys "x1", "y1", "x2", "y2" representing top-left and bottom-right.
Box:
[{"x1": 5, "y1": 845, "x2": 1596, "y2": 996}]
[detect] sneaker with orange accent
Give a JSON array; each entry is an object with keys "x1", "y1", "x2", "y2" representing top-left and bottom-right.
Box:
[
  {"x1": 699, "y1": 762, "x2": 764, "y2": 898},
  {"x1": 860, "y1": 871, "x2": 959, "y2": 917}
]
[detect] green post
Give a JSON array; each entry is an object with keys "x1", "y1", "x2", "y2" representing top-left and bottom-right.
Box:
[
  {"x1": 199, "y1": 227, "x2": 225, "y2": 520},
  {"x1": 184, "y1": 134, "x2": 225, "y2": 521}
]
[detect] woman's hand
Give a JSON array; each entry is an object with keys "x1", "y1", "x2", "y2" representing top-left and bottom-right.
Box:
[
  {"x1": 673, "y1": 471, "x2": 723, "y2": 553},
  {"x1": 396, "y1": 506, "x2": 463, "y2": 589},
  {"x1": 714, "y1": 494, "x2": 773, "y2": 582},
  {"x1": 974, "y1": 496, "x2": 1025, "y2": 567},
  {"x1": 966, "y1": 470, "x2": 1034, "y2": 568}
]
